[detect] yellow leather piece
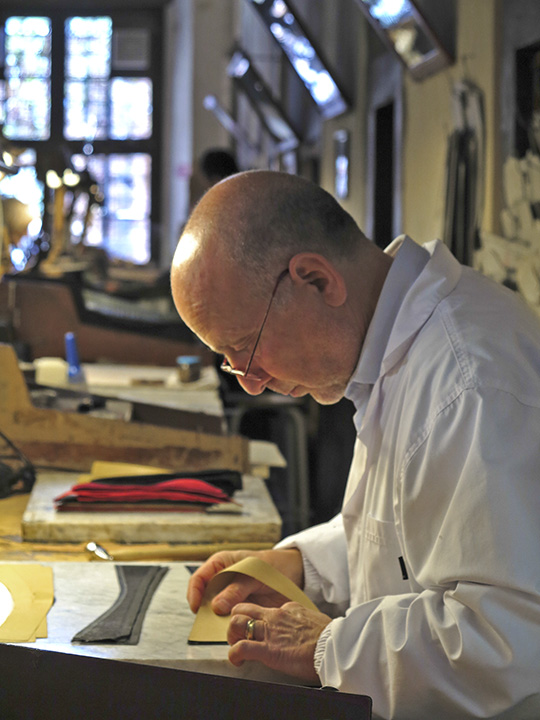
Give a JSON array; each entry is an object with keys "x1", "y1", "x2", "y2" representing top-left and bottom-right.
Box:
[
  {"x1": 78, "y1": 460, "x2": 171, "y2": 484},
  {"x1": 0, "y1": 565, "x2": 54, "y2": 642},
  {"x1": 188, "y1": 556, "x2": 317, "y2": 644}
]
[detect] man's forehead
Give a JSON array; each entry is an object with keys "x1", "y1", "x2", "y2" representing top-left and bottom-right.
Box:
[
  {"x1": 172, "y1": 231, "x2": 199, "y2": 270},
  {"x1": 172, "y1": 232, "x2": 257, "y2": 350},
  {"x1": 201, "y1": 307, "x2": 255, "y2": 354},
  {"x1": 180, "y1": 283, "x2": 255, "y2": 354}
]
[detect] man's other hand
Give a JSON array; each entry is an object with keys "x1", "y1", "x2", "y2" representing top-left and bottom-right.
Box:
[
  {"x1": 228, "y1": 601, "x2": 331, "y2": 683},
  {"x1": 186, "y1": 548, "x2": 304, "y2": 616}
]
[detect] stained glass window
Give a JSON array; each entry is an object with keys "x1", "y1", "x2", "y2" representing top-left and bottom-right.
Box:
[
  {"x1": 0, "y1": 13, "x2": 157, "y2": 265},
  {"x1": 110, "y1": 78, "x2": 152, "y2": 140},
  {"x1": 64, "y1": 17, "x2": 152, "y2": 143},
  {"x1": 2, "y1": 16, "x2": 51, "y2": 140},
  {"x1": 64, "y1": 16, "x2": 111, "y2": 141}
]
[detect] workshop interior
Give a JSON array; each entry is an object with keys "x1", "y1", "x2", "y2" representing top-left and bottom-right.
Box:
[{"x1": 0, "y1": 0, "x2": 538, "y2": 717}]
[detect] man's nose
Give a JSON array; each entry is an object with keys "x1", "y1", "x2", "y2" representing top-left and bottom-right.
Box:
[{"x1": 237, "y1": 372, "x2": 269, "y2": 396}]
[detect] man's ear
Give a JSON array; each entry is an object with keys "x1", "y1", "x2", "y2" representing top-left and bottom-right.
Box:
[{"x1": 288, "y1": 253, "x2": 347, "y2": 307}]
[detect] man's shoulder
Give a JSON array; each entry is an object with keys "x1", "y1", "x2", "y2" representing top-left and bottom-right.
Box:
[{"x1": 423, "y1": 267, "x2": 540, "y2": 395}]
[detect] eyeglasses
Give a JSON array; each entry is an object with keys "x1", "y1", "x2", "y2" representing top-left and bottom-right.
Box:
[{"x1": 220, "y1": 268, "x2": 289, "y2": 379}]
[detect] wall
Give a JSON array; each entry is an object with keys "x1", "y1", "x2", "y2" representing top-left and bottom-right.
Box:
[
  {"x1": 191, "y1": 0, "x2": 238, "y2": 158},
  {"x1": 318, "y1": 8, "x2": 369, "y2": 230},
  {"x1": 401, "y1": 0, "x2": 501, "y2": 245},
  {"x1": 162, "y1": 0, "x2": 192, "y2": 266},
  {"x1": 316, "y1": 0, "x2": 501, "y2": 246},
  {"x1": 163, "y1": 0, "x2": 503, "y2": 260}
]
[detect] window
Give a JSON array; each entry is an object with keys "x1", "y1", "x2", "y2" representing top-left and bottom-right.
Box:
[{"x1": 0, "y1": 8, "x2": 162, "y2": 265}]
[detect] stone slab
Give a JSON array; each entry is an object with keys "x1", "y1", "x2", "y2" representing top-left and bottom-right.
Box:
[{"x1": 22, "y1": 472, "x2": 282, "y2": 545}]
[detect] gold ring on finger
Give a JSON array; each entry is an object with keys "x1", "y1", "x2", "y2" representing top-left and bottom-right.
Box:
[{"x1": 245, "y1": 617, "x2": 257, "y2": 641}]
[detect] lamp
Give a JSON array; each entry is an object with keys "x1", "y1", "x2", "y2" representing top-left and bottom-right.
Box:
[{"x1": 355, "y1": 0, "x2": 454, "y2": 81}]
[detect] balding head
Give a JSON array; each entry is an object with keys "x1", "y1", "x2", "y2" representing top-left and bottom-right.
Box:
[
  {"x1": 171, "y1": 171, "x2": 391, "y2": 403},
  {"x1": 173, "y1": 170, "x2": 369, "y2": 301},
  {"x1": 190, "y1": 170, "x2": 365, "y2": 271}
]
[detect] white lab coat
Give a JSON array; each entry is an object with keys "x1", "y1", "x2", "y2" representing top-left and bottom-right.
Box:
[{"x1": 278, "y1": 237, "x2": 540, "y2": 719}]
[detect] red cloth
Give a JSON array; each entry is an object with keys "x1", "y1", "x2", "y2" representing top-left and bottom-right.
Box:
[{"x1": 54, "y1": 478, "x2": 233, "y2": 506}]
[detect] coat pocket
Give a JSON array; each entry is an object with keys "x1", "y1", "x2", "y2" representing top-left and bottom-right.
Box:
[{"x1": 357, "y1": 514, "x2": 408, "y2": 602}]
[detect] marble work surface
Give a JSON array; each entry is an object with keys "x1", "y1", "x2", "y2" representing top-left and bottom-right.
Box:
[
  {"x1": 22, "y1": 473, "x2": 282, "y2": 545},
  {"x1": 8, "y1": 561, "x2": 298, "y2": 685}
]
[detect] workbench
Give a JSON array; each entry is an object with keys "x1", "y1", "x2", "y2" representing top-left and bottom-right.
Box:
[
  {"x1": 0, "y1": 485, "x2": 301, "y2": 706},
  {"x1": 0, "y1": 351, "x2": 361, "y2": 717},
  {"x1": 0, "y1": 473, "x2": 288, "y2": 681},
  {"x1": 2, "y1": 560, "x2": 296, "y2": 684}
]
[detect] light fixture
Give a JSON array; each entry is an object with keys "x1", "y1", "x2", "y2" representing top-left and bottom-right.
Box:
[
  {"x1": 227, "y1": 48, "x2": 299, "y2": 146},
  {"x1": 45, "y1": 170, "x2": 62, "y2": 189},
  {"x1": 355, "y1": 0, "x2": 454, "y2": 80},
  {"x1": 246, "y1": 0, "x2": 350, "y2": 118}
]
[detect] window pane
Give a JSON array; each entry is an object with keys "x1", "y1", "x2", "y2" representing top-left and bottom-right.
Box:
[
  {"x1": 110, "y1": 78, "x2": 152, "y2": 140},
  {"x1": 5, "y1": 78, "x2": 51, "y2": 140},
  {"x1": 107, "y1": 219, "x2": 151, "y2": 264},
  {"x1": 64, "y1": 80, "x2": 108, "y2": 140},
  {"x1": 65, "y1": 16, "x2": 112, "y2": 79},
  {"x1": 71, "y1": 153, "x2": 151, "y2": 264},
  {"x1": 3, "y1": 16, "x2": 51, "y2": 140},
  {"x1": 0, "y1": 83, "x2": 4, "y2": 126},
  {"x1": 64, "y1": 16, "x2": 112, "y2": 140}
]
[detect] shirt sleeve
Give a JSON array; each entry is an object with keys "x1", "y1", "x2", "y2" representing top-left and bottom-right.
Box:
[
  {"x1": 275, "y1": 514, "x2": 350, "y2": 616},
  {"x1": 317, "y1": 387, "x2": 540, "y2": 719}
]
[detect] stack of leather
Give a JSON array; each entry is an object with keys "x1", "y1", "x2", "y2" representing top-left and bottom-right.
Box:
[{"x1": 54, "y1": 470, "x2": 242, "y2": 513}]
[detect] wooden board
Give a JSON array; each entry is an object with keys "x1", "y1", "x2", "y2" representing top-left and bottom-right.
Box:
[
  {"x1": 0, "y1": 276, "x2": 209, "y2": 365},
  {"x1": 0, "y1": 343, "x2": 248, "y2": 473},
  {"x1": 22, "y1": 472, "x2": 282, "y2": 544}
]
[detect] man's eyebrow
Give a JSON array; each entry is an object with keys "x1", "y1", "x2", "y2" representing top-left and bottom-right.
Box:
[
  {"x1": 206, "y1": 340, "x2": 232, "y2": 356},
  {"x1": 214, "y1": 331, "x2": 255, "y2": 355},
  {"x1": 201, "y1": 340, "x2": 221, "y2": 355}
]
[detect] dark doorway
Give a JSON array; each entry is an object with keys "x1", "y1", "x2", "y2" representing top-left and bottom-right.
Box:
[
  {"x1": 515, "y1": 41, "x2": 540, "y2": 157},
  {"x1": 373, "y1": 101, "x2": 395, "y2": 249}
]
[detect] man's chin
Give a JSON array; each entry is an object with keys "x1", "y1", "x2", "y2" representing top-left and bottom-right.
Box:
[
  {"x1": 266, "y1": 381, "x2": 345, "y2": 404},
  {"x1": 288, "y1": 386, "x2": 307, "y2": 399},
  {"x1": 289, "y1": 385, "x2": 344, "y2": 405},
  {"x1": 311, "y1": 393, "x2": 343, "y2": 406}
]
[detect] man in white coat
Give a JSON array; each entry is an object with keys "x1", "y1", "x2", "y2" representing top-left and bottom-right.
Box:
[{"x1": 171, "y1": 170, "x2": 540, "y2": 720}]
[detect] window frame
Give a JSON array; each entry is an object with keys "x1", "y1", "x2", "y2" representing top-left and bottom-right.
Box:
[{"x1": 0, "y1": 3, "x2": 166, "y2": 265}]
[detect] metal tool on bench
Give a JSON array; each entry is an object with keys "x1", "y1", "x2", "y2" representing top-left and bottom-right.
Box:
[{"x1": 85, "y1": 540, "x2": 273, "y2": 562}]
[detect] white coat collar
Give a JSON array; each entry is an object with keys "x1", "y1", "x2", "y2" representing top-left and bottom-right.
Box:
[{"x1": 345, "y1": 237, "x2": 462, "y2": 430}]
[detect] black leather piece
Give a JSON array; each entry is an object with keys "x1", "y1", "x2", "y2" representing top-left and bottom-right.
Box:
[{"x1": 72, "y1": 565, "x2": 168, "y2": 645}]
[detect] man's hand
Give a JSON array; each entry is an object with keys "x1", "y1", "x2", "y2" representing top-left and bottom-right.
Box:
[
  {"x1": 186, "y1": 548, "x2": 304, "y2": 616},
  {"x1": 227, "y1": 601, "x2": 332, "y2": 683}
]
